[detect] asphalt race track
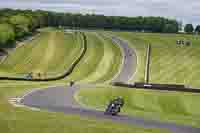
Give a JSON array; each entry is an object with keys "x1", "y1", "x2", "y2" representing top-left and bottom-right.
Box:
[
  {"x1": 110, "y1": 35, "x2": 137, "y2": 82},
  {"x1": 20, "y1": 35, "x2": 200, "y2": 133}
]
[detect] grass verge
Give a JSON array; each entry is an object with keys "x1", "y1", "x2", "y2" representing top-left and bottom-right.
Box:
[{"x1": 77, "y1": 86, "x2": 200, "y2": 127}]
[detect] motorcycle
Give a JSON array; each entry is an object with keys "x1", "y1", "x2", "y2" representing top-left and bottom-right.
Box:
[{"x1": 104, "y1": 97, "x2": 124, "y2": 116}]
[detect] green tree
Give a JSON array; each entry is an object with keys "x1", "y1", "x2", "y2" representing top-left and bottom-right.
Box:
[
  {"x1": 0, "y1": 23, "x2": 15, "y2": 46},
  {"x1": 163, "y1": 24, "x2": 178, "y2": 33},
  {"x1": 0, "y1": 8, "x2": 180, "y2": 39},
  {"x1": 9, "y1": 15, "x2": 31, "y2": 38},
  {"x1": 178, "y1": 21, "x2": 183, "y2": 31},
  {"x1": 195, "y1": 25, "x2": 200, "y2": 34},
  {"x1": 184, "y1": 24, "x2": 194, "y2": 33}
]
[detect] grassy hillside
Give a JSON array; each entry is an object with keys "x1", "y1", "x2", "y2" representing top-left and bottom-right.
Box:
[
  {"x1": 113, "y1": 32, "x2": 200, "y2": 87},
  {"x1": 0, "y1": 29, "x2": 167, "y2": 133},
  {"x1": 77, "y1": 32, "x2": 200, "y2": 128},
  {"x1": 0, "y1": 30, "x2": 83, "y2": 78},
  {"x1": 146, "y1": 33, "x2": 200, "y2": 88},
  {"x1": 2, "y1": 29, "x2": 200, "y2": 132},
  {"x1": 65, "y1": 32, "x2": 122, "y2": 83}
]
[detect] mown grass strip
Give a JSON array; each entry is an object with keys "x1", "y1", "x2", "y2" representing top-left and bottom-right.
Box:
[
  {"x1": 64, "y1": 32, "x2": 105, "y2": 82},
  {"x1": 79, "y1": 33, "x2": 122, "y2": 83}
]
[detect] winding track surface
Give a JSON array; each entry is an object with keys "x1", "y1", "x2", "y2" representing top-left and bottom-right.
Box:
[
  {"x1": 21, "y1": 35, "x2": 200, "y2": 133},
  {"x1": 110, "y1": 36, "x2": 137, "y2": 82}
]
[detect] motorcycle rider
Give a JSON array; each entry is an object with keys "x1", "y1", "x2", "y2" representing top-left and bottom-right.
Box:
[
  {"x1": 113, "y1": 96, "x2": 124, "y2": 107},
  {"x1": 105, "y1": 96, "x2": 124, "y2": 115}
]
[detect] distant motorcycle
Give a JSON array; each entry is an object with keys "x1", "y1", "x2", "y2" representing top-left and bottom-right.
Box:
[{"x1": 104, "y1": 97, "x2": 124, "y2": 116}]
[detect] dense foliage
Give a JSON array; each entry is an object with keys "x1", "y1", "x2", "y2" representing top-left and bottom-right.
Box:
[
  {"x1": 184, "y1": 24, "x2": 194, "y2": 33},
  {"x1": 0, "y1": 9, "x2": 48, "y2": 47},
  {"x1": 195, "y1": 25, "x2": 200, "y2": 34},
  {"x1": 47, "y1": 13, "x2": 179, "y2": 33},
  {"x1": 0, "y1": 8, "x2": 180, "y2": 47},
  {"x1": 0, "y1": 23, "x2": 15, "y2": 46}
]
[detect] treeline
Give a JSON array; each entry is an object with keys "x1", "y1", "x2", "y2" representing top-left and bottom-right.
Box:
[
  {"x1": 0, "y1": 8, "x2": 179, "y2": 47},
  {"x1": 48, "y1": 13, "x2": 179, "y2": 33},
  {"x1": 184, "y1": 24, "x2": 200, "y2": 34},
  {"x1": 0, "y1": 9, "x2": 48, "y2": 47}
]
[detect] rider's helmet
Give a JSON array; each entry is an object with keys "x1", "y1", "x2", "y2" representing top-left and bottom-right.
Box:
[
  {"x1": 118, "y1": 96, "x2": 123, "y2": 100},
  {"x1": 114, "y1": 96, "x2": 124, "y2": 107}
]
